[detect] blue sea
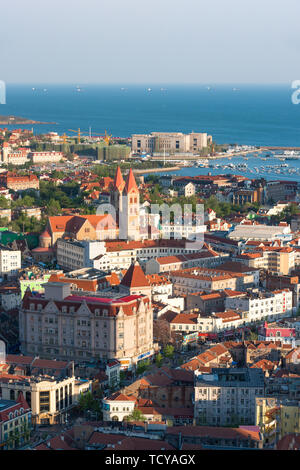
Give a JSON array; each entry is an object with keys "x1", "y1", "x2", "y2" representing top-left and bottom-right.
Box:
[
  {"x1": 3, "y1": 83, "x2": 300, "y2": 182},
  {"x1": 2, "y1": 83, "x2": 300, "y2": 146}
]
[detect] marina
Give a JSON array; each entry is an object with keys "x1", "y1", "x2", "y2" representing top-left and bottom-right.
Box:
[{"x1": 150, "y1": 150, "x2": 300, "y2": 182}]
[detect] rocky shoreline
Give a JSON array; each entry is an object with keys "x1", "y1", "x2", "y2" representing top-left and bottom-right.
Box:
[{"x1": 0, "y1": 115, "x2": 57, "y2": 125}]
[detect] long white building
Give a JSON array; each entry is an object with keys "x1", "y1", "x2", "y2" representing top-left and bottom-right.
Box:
[{"x1": 225, "y1": 289, "x2": 294, "y2": 323}]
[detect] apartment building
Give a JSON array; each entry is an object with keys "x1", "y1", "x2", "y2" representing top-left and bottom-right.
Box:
[
  {"x1": 266, "y1": 180, "x2": 299, "y2": 203},
  {"x1": 204, "y1": 234, "x2": 242, "y2": 255},
  {"x1": 56, "y1": 238, "x2": 204, "y2": 272},
  {"x1": 145, "y1": 250, "x2": 229, "y2": 274},
  {"x1": 236, "y1": 246, "x2": 295, "y2": 275},
  {"x1": 258, "y1": 321, "x2": 296, "y2": 346},
  {"x1": 160, "y1": 221, "x2": 206, "y2": 240},
  {"x1": 29, "y1": 151, "x2": 64, "y2": 164},
  {"x1": 225, "y1": 289, "x2": 294, "y2": 323},
  {"x1": 163, "y1": 310, "x2": 247, "y2": 336},
  {"x1": 279, "y1": 401, "x2": 300, "y2": 438},
  {"x1": 132, "y1": 132, "x2": 212, "y2": 155},
  {"x1": 56, "y1": 239, "x2": 107, "y2": 271},
  {"x1": 13, "y1": 206, "x2": 42, "y2": 221},
  {"x1": 0, "y1": 286, "x2": 20, "y2": 311},
  {"x1": 0, "y1": 247, "x2": 21, "y2": 278},
  {"x1": 0, "y1": 394, "x2": 32, "y2": 450},
  {"x1": 255, "y1": 396, "x2": 279, "y2": 448},
  {"x1": 4, "y1": 174, "x2": 39, "y2": 192},
  {"x1": 194, "y1": 368, "x2": 265, "y2": 427},
  {"x1": 170, "y1": 264, "x2": 258, "y2": 296},
  {"x1": 19, "y1": 276, "x2": 154, "y2": 371}
]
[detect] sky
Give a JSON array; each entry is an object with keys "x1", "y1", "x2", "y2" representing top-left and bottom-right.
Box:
[{"x1": 1, "y1": 0, "x2": 300, "y2": 84}]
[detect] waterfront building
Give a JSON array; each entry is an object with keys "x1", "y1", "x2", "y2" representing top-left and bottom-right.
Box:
[{"x1": 131, "y1": 132, "x2": 212, "y2": 155}]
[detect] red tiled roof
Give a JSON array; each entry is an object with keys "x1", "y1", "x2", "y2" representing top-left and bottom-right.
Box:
[
  {"x1": 124, "y1": 168, "x2": 138, "y2": 194},
  {"x1": 113, "y1": 166, "x2": 125, "y2": 191},
  {"x1": 106, "y1": 392, "x2": 136, "y2": 402},
  {"x1": 120, "y1": 262, "x2": 150, "y2": 289}
]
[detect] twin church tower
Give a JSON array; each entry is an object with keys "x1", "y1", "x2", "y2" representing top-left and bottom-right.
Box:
[{"x1": 110, "y1": 167, "x2": 141, "y2": 241}]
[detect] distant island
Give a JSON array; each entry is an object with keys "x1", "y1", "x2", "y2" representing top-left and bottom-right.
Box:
[{"x1": 0, "y1": 115, "x2": 57, "y2": 125}]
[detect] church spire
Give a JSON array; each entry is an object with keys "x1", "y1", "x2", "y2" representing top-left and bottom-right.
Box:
[
  {"x1": 124, "y1": 168, "x2": 138, "y2": 194},
  {"x1": 113, "y1": 166, "x2": 125, "y2": 192}
]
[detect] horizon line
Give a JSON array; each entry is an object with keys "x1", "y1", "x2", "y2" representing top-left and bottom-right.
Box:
[{"x1": 3, "y1": 81, "x2": 294, "y2": 87}]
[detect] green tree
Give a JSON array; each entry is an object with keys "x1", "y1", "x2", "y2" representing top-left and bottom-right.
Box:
[
  {"x1": 136, "y1": 359, "x2": 151, "y2": 375},
  {"x1": 46, "y1": 199, "x2": 61, "y2": 216},
  {"x1": 78, "y1": 391, "x2": 101, "y2": 415},
  {"x1": 0, "y1": 196, "x2": 9, "y2": 208},
  {"x1": 21, "y1": 195, "x2": 35, "y2": 207},
  {"x1": 155, "y1": 352, "x2": 163, "y2": 368},
  {"x1": 124, "y1": 409, "x2": 146, "y2": 422},
  {"x1": 163, "y1": 344, "x2": 175, "y2": 359},
  {"x1": 248, "y1": 331, "x2": 258, "y2": 341}
]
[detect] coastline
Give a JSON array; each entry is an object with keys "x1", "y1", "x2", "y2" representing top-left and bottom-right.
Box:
[
  {"x1": 0, "y1": 115, "x2": 57, "y2": 125},
  {"x1": 133, "y1": 166, "x2": 180, "y2": 174}
]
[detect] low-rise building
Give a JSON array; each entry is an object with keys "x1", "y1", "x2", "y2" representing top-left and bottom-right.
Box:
[
  {"x1": 145, "y1": 249, "x2": 228, "y2": 274},
  {"x1": 258, "y1": 321, "x2": 296, "y2": 346},
  {"x1": 228, "y1": 223, "x2": 291, "y2": 242},
  {"x1": 225, "y1": 289, "x2": 294, "y2": 323}
]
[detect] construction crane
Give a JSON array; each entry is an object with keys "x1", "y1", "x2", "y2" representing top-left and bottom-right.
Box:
[
  {"x1": 83, "y1": 129, "x2": 113, "y2": 145},
  {"x1": 61, "y1": 133, "x2": 68, "y2": 144},
  {"x1": 68, "y1": 128, "x2": 113, "y2": 145},
  {"x1": 103, "y1": 130, "x2": 112, "y2": 146},
  {"x1": 68, "y1": 128, "x2": 82, "y2": 144}
]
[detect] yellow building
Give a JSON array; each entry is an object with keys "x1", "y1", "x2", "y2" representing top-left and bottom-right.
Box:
[
  {"x1": 280, "y1": 401, "x2": 300, "y2": 437},
  {"x1": 255, "y1": 397, "x2": 280, "y2": 448}
]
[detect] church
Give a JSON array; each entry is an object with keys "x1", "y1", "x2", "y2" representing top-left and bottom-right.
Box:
[{"x1": 40, "y1": 166, "x2": 142, "y2": 248}]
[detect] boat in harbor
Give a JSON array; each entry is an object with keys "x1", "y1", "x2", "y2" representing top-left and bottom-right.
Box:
[{"x1": 280, "y1": 150, "x2": 300, "y2": 160}]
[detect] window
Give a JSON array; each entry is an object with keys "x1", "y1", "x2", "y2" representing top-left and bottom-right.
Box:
[{"x1": 39, "y1": 391, "x2": 50, "y2": 412}]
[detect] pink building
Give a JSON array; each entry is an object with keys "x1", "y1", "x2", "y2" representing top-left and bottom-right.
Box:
[{"x1": 258, "y1": 321, "x2": 296, "y2": 346}]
